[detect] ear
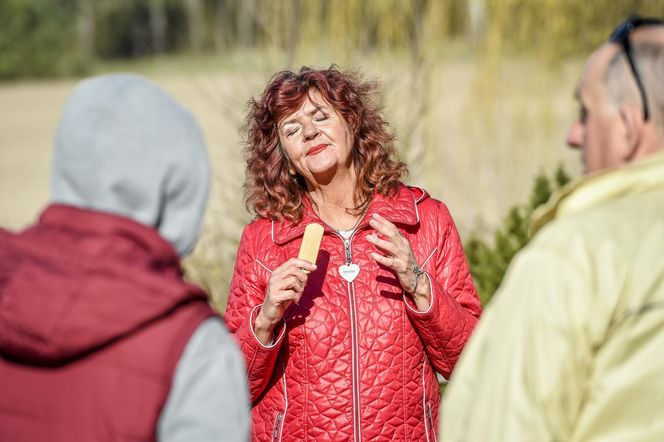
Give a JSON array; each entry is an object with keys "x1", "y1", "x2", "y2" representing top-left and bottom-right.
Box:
[{"x1": 619, "y1": 104, "x2": 644, "y2": 162}]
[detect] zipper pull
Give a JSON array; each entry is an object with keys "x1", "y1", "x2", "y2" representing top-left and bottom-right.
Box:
[
  {"x1": 343, "y1": 237, "x2": 352, "y2": 264},
  {"x1": 273, "y1": 412, "x2": 283, "y2": 440}
]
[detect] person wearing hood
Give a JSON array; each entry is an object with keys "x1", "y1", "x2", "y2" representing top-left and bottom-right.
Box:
[
  {"x1": 440, "y1": 16, "x2": 664, "y2": 441},
  {"x1": 0, "y1": 74, "x2": 249, "y2": 441}
]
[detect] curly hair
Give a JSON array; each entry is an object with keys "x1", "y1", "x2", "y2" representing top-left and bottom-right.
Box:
[{"x1": 243, "y1": 65, "x2": 408, "y2": 221}]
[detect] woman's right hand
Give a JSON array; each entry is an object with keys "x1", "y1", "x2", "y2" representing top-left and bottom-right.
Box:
[{"x1": 254, "y1": 258, "x2": 317, "y2": 345}]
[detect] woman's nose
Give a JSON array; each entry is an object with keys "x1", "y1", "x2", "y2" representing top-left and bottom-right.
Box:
[{"x1": 302, "y1": 121, "x2": 318, "y2": 140}]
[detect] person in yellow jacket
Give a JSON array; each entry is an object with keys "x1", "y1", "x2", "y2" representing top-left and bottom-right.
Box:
[{"x1": 441, "y1": 16, "x2": 664, "y2": 442}]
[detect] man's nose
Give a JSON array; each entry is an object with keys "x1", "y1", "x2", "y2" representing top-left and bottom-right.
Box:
[{"x1": 566, "y1": 121, "x2": 583, "y2": 149}]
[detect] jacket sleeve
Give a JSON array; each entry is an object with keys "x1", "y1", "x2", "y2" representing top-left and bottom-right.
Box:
[
  {"x1": 403, "y1": 202, "x2": 482, "y2": 379},
  {"x1": 440, "y1": 242, "x2": 594, "y2": 441},
  {"x1": 223, "y1": 222, "x2": 287, "y2": 402}
]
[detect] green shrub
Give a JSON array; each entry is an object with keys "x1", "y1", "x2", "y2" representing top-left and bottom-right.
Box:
[{"x1": 465, "y1": 165, "x2": 571, "y2": 305}]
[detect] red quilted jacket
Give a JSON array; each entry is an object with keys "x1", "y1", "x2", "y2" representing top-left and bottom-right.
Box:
[{"x1": 224, "y1": 185, "x2": 481, "y2": 441}]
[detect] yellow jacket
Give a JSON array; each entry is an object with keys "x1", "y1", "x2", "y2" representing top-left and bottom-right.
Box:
[{"x1": 441, "y1": 151, "x2": 664, "y2": 441}]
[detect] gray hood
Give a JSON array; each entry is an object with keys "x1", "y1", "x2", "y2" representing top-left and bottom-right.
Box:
[{"x1": 51, "y1": 73, "x2": 210, "y2": 256}]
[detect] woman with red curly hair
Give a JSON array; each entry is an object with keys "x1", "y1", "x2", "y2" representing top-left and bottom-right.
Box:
[{"x1": 224, "y1": 66, "x2": 481, "y2": 441}]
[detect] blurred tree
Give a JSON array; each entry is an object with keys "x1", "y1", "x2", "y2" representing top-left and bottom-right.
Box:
[
  {"x1": 468, "y1": 0, "x2": 487, "y2": 45},
  {"x1": 94, "y1": 0, "x2": 191, "y2": 58},
  {"x1": 95, "y1": 0, "x2": 149, "y2": 58},
  {"x1": 484, "y1": 0, "x2": 664, "y2": 61},
  {"x1": 0, "y1": 0, "x2": 81, "y2": 79},
  {"x1": 184, "y1": 0, "x2": 204, "y2": 52},
  {"x1": 3, "y1": 0, "x2": 664, "y2": 79},
  {"x1": 212, "y1": 0, "x2": 230, "y2": 50},
  {"x1": 76, "y1": 0, "x2": 95, "y2": 61},
  {"x1": 237, "y1": 0, "x2": 257, "y2": 48},
  {"x1": 149, "y1": 0, "x2": 167, "y2": 54},
  {"x1": 286, "y1": 0, "x2": 302, "y2": 56}
]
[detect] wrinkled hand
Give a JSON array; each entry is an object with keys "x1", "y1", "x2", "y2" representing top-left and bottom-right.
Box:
[
  {"x1": 367, "y1": 213, "x2": 430, "y2": 310},
  {"x1": 254, "y1": 258, "x2": 316, "y2": 345}
]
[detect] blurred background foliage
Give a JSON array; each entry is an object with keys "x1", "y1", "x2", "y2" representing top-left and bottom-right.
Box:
[
  {"x1": 2, "y1": 0, "x2": 664, "y2": 79},
  {"x1": 2, "y1": 0, "x2": 663, "y2": 310}
]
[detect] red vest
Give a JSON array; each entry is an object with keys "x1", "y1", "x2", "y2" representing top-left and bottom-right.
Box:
[{"x1": 0, "y1": 205, "x2": 215, "y2": 441}]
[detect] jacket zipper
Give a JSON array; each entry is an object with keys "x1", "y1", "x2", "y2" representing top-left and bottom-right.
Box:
[
  {"x1": 272, "y1": 412, "x2": 283, "y2": 441},
  {"x1": 336, "y1": 230, "x2": 362, "y2": 442}
]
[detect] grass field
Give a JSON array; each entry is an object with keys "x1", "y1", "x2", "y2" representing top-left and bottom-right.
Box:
[{"x1": 0, "y1": 54, "x2": 583, "y2": 310}]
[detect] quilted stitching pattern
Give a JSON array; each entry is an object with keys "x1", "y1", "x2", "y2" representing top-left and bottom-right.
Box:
[{"x1": 224, "y1": 185, "x2": 481, "y2": 441}]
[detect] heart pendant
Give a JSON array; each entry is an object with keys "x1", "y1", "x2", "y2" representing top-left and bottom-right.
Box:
[{"x1": 339, "y1": 264, "x2": 360, "y2": 282}]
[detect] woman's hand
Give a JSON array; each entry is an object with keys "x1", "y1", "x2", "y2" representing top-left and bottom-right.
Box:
[
  {"x1": 254, "y1": 258, "x2": 317, "y2": 345},
  {"x1": 367, "y1": 213, "x2": 431, "y2": 311}
]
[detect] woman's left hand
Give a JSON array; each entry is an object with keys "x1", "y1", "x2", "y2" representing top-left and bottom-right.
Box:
[{"x1": 367, "y1": 213, "x2": 431, "y2": 310}]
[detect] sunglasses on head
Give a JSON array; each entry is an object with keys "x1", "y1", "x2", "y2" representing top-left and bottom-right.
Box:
[{"x1": 609, "y1": 15, "x2": 664, "y2": 121}]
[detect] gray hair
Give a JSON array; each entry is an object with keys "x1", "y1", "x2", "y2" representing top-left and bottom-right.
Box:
[{"x1": 605, "y1": 42, "x2": 664, "y2": 132}]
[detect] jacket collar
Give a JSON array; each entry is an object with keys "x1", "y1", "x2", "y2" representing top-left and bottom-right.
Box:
[
  {"x1": 532, "y1": 151, "x2": 664, "y2": 234},
  {"x1": 271, "y1": 184, "x2": 428, "y2": 245}
]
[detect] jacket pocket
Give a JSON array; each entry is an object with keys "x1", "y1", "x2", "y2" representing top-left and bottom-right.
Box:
[{"x1": 272, "y1": 412, "x2": 283, "y2": 441}]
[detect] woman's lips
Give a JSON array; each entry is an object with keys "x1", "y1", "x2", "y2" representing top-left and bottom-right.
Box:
[{"x1": 306, "y1": 144, "x2": 328, "y2": 156}]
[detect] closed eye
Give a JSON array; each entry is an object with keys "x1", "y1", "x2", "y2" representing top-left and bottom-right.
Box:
[
  {"x1": 313, "y1": 109, "x2": 328, "y2": 122},
  {"x1": 286, "y1": 127, "x2": 300, "y2": 137}
]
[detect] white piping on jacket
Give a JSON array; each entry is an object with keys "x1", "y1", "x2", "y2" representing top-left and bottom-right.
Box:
[
  {"x1": 421, "y1": 356, "x2": 438, "y2": 442},
  {"x1": 402, "y1": 247, "x2": 437, "y2": 315},
  {"x1": 255, "y1": 241, "x2": 288, "y2": 441},
  {"x1": 412, "y1": 185, "x2": 425, "y2": 223},
  {"x1": 403, "y1": 273, "x2": 435, "y2": 315},
  {"x1": 421, "y1": 247, "x2": 437, "y2": 269},
  {"x1": 276, "y1": 358, "x2": 288, "y2": 442},
  {"x1": 422, "y1": 358, "x2": 430, "y2": 442},
  {"x1": 256, "y1": 258, "x2": 272, "y2": 273},
  {"x1": 249, "y1": 305, "x2": 285, "y2": 349},
  {"x1": 348, "y1": 279, "x2": 362, "y2": 442}
]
